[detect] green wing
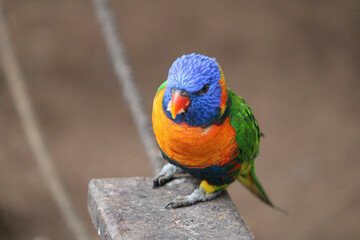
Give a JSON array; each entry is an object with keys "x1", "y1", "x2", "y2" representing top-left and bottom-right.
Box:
[
  {"x1": 228, "y1": 89, "x2": 285, "y2": 211},
  {"x1": 228, "y1": 88, "x2": 261, "y2": 165},
  {"x1": 156, "y1": 81, "x2": 167, "y2": 95}
]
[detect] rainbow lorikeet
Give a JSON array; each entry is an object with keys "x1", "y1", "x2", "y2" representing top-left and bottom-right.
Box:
[{"x1": 152, "y1": 53, "x2": 278, "y2": 210}]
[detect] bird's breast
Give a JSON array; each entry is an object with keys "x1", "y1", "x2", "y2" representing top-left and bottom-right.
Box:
[{"x1": 152, "y1": 89, "x2": 239, "y2": 169}]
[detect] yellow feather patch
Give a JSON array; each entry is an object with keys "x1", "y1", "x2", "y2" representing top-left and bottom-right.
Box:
[
  {"x1": 200, "y1": 180, "x2": 228, "y2": 194},
  {"x1": 218, "y1": 67, "x2": 227, "y2": 115}
]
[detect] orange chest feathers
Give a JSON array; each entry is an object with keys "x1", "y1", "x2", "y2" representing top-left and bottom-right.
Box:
[{"x1": 152, "y1": 88, "x2": 239, "y2": 169}]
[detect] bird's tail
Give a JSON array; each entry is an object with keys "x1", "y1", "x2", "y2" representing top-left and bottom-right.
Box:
[{"x1": 237, "y1": 163, "x2": 287, "y2": 214}]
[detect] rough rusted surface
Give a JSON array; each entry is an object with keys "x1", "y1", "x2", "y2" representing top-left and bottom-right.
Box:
[{"x1": 88, "y1": 177, "x2": 253, "y2": 240}]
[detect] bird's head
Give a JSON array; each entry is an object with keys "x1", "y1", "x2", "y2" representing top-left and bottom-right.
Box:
[{"x1": 163, "y1": 53, "x2": 228, "y2": 127}]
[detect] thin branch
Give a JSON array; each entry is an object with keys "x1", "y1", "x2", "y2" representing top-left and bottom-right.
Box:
[
  {"x1": 91, "y1": 0, "x2": 163, "y2": 175},
  {"x1": 0, "y1": 3, "x2": 91, "y2": 240}
]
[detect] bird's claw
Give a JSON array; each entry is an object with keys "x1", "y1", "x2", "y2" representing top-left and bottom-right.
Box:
[
  {"x1": 152, "y1": 163, "x2": 177, "y2": 188},
  {"x1": 165, "y1": 196, "x2": 191, "y2": 209},
  {"x1": 165, "y1": 188, "x2": 224, "y2": 209},
  {"x1": 152, "y1": 175, "x2": 169, "y2": 188}
]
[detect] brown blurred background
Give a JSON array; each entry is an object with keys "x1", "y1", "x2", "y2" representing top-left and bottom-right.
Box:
[{"x1": 0, "y1": 1, "x2": 359, "y2": 239}]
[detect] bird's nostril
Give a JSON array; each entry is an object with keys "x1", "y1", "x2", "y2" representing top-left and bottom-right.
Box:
[
  {"x1": 172, "y1": 88, "x2": 189, "y2": 97},
  {"x1": 180, "y1": 90, "x2": 189, "y2": 97}
]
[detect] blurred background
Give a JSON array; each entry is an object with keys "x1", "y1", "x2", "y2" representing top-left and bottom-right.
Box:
[{"x1": 0, "y1": 1, "x2": 359, "y2": 239}]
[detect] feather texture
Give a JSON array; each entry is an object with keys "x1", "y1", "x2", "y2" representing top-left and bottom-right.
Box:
[{"x1": 152, "y1": 54, "x2": 281, "y2": 210}]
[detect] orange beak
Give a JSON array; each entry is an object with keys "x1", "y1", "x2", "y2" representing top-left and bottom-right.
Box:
[{"x1": 167, "y1": 92, "x2": 190, "y2": 119}]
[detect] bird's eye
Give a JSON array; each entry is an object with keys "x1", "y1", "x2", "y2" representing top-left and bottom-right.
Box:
[{"x1": 197, "y1": 84, "x2": 210, "y2": 95}]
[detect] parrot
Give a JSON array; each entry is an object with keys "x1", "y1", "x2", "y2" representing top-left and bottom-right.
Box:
[{"x1": 152, "y1": 53, "x2": 281, "y2": 210}]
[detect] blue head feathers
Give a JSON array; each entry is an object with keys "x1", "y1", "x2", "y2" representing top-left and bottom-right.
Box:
[{"x1": 163, "y1": 53, "x2": 226, "y2": 127}]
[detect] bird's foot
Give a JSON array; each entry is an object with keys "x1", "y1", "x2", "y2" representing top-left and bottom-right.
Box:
[
  {"x1": 165, "y1": 187, "x2": 223, "y2": 208},
  {"x1": 152, "y1": 163, "x2": 179, "y2": 188}
]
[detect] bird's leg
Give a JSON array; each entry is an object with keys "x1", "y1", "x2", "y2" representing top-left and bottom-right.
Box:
[
  {"x1": 175, "y1": 167, "x2": 185, "y2": 174},
  {"x1": 165, "y1": 180, "x2": 228, "y2": 208},
  {"x1": 152, "y1": 163, "x2": 180, "y2": 188}
]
